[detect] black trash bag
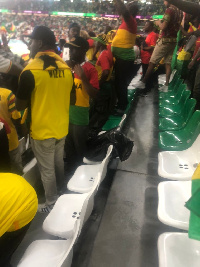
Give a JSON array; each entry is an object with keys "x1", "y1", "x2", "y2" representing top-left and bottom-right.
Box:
[{"x1": 86, "y1": 127, "x2": 134, "y2": 162}]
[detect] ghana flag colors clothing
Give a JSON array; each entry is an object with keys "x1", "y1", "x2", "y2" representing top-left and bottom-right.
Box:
[
  {"x1": 17, "y1": 51, "x2": 74, "y2": 140},
  {"x1": 0, "y1": 88, "x2": 21, "y2": 151},
  {"x1": 69, "y1": 61, "x2": 99, "y2": 126},
  {"x1": 111, "y1": 16, "x2": 137, "y2": 61},
  {"x1": 185, "y1": 164, "x2": 200, "y2": 241}
]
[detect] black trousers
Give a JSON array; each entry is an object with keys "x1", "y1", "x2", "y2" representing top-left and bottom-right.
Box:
[
  {"x1": 142, "y1": 63, "x2": 158, "y2": 92},
  {"x1": 89, "y1": 81, "x2": 112, "y2": 131},
  {"x1": 64, "y1": 123, "x2": 88, "y2": 176},
  {"x1": 0, "y1": 223, "x2": 30, "y2": 267},
  {"x1": 114, "y1": 58, "x2": 139, "y2": 110}
]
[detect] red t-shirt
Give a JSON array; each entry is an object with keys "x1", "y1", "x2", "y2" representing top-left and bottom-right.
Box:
[
  {"x1": 96, "y1": 50, "x2": 113, "y2": 81},
  {"x1": 141, "y1": 32, "x2": 158, "y2": 64},
  {"x1": 160, "y1": 6, "x2": 182, "y2": 38},
  {"x1": 87, "y1": 39, "x2": 94, "y2": 48}
]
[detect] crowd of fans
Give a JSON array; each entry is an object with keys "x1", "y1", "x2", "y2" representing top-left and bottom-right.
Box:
[
  {"x1": 2, "y1": 0, "x2": 200, "y2": 265},
  {"x1": 0, "y1": 0, "x2": 167, "y2": 16}
]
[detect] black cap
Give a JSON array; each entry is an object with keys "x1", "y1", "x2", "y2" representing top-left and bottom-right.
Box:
[
  {"x1": 65, "y1": 36, "x2": 89, "y2": 51},
  {"x1": 28, "y1": 26, "x2": 56, "y2": 46},
  {"x1": 69, "y1": 23, "x2": 80, "y2": 30}
]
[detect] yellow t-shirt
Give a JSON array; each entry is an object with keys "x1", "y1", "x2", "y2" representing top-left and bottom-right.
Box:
[
  {"x1": 18, "y1": 52, "x2": 74, "y2": 140},
  {"x1": 0, "y1": 173, "x2": 38, "y2": 237},
  {"x1": 0, "y1": 88, "x2": 21, "y2": 151}
]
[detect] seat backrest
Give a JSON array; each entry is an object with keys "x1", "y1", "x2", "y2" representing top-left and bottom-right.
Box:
[
  {"x1": 175, "y1": 83, "x2": 187, "y2": 101},
  {"x1": 59, "y1": 219, "x2": 80, "y2": 267},
  {"x1": 119, "y1": 114, "x2": 127, "y2": 129},
  {"x1": 179, "y1": 90, "x2": 191, "y2": 106},
  {"x1": 182, "y1": 98, "x2": 196, "y2": 120},
  {"x1": 185, "y1": 110, "x2": 200, "y2": 136},
  {"x1": 169, "y1": 71, "x2": 179, "y2": 86},
  {"x1": 99, "y1": 145, "x2": 113, "y2": 183},
  {"x1": 82, "y1": 172, "x2": 101, "y2": 225}
]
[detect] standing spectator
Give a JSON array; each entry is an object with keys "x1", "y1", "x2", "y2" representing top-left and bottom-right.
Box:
[
  {"x1": 111, "y1": 0, "x2": 139, "y2": 116},
  {"x1": 140, "y1": 20, "x2": 158, "y2": 92},
  {"x1": 16, "y1": 26, "x2": 74, "y2": 213},
  {"x1": 65, "y1": 37, "x2": 99, "y2": 175},
  {"x1": 62, "y1": 23, "x2": 81, "y2": 61},
  {"x1": 0, "y1": 88, "x2": 23, "y2": 175},
  {"x1": 137, "y1": 1, "x2": 182, "y2": 92},
  {"x1": 0, "y1": 173, "x2": 38, "y2": 267},
  {"x1": 90, "y1": 34, "x2": 114, "y2": 131}
]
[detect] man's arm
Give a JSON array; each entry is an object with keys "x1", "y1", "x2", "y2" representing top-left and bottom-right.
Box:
[
  {"x1": 73, "y1": 64, "x2": 98, "y2": 98},
  {"x1": 188, "y1": 48, "x2": 200, "y2": 69},
  {"x1": 113, "y1": 0, "x2": 131, "y2": 26},
  {"x1": 15, "y1": 70, "x2": 35, "y2": 111},
  {"x1": 169, "y1": 0, "x2": 200, "y2": 17}
]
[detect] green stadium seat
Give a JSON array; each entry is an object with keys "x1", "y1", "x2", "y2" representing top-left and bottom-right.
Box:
[
  {"x1": 159, "y1": 84, "x2": 187, "y2": 108},
  {"x1": 159, "y1": 90, "x2": 191, "y2": 118},
  {"x1": 159, "y1": 80, "x2": 183, "y2": 100},
  {"x1": 159, "y1": 111, "x2": 200, "y2": 151},
  {"x1": 159, "y1": 98, "x2": 196, "y2": 131}
]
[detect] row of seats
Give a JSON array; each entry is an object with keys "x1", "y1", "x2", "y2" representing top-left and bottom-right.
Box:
[
  {"x1": 16, "y1": 78, "x2": 139, "y2": 266},
  {"x1": 156, "y1": 73, "x2": 200, "y2": 267}
]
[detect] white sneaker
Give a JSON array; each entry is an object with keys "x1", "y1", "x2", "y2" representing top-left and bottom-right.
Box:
[
  {"x1": 135, "y1": 80, "x2": 145, "y2": 89},
  {"x1": 38, "y1": 203, "x2": 54, "y2": 213},
  {"x1": 159, "y1": 85, "x2": 168, "y2": 92}
]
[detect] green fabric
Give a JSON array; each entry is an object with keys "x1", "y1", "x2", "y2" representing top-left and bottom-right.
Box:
[
  {"x1": 69, "y1": 105, "x2": 89, "y2": 126},
  {"x1": 171, "y1": 30, "x2": 182, "y2": 70},
  {"x1": 185, "y1": 181, "x2": 200, "y2": 241},
  {"x1": 111, "y1": 47, "x2": 135, "y2": 61}
]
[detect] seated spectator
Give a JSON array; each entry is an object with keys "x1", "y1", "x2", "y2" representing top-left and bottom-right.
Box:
[
  {"x1": 0, "y1": 88, "x2": 23, "y2": 175},
  {"x1": 65, "y1": 36, "x2": 99, "y2": 175},
  {"x1": 0, "y1": 173, "x2": 38, "y2": 267},
  {"x1": 89, "y1": 34, "x2": 114, "y2": 131}
]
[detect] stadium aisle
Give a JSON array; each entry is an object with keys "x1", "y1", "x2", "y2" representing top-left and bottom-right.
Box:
[{"x1": 86, "y1": 88, "x2": 186, "y2": 267}]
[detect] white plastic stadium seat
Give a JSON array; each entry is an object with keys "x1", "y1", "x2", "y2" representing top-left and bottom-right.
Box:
[
  {"x1": 43, "y1": 172, "x2": 101, "y2": 239},
  {"x1": 23, "y1": 158, "x2": 40, "y2": 187},
  {"x1": 18, "y1": 217, "x2": 81, "y2": 267},
  {"x1": 157, "y1": 181, "x2": 191, "y2": 230},
  {"x1": 158, "y1": 135, "x2": 200, "y2": 180},
  {"x1": 67, "y1": 146, "x2": 113, "y2": 193},
  {"x1": 158, "y1": 232, "x2": 200, "y2": 267}
]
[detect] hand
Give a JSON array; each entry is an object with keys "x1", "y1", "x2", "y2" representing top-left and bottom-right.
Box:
[
  {"x1": 73, "y1": 64, "x2": 85, "y2": 80},
  {"x1": 188, "y1": 60, "x2": 195, "y2": 70}
]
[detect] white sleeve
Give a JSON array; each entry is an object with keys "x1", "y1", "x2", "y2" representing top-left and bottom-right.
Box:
[{"x1": 0, "y1": 55, "x2": 12, "y2": 73}]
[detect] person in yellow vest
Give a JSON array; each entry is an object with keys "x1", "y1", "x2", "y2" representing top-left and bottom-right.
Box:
[
  {"x1": 0, "y1": 173, "x2": 38, "y2": 266},
  {"x1": 111, "y1": 0, "x2": 139, "y2": 116},
  {"x1": 0, "y1": 88, "x2": 23, "y2": 175},
  {"x1": 16, "y1": 26, "x2": 74, "y2": 213}
]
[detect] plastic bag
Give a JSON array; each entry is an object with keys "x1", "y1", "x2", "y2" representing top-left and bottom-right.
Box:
[{"x1": 86, "y1": 128, "x2": 134, "y2": 162}]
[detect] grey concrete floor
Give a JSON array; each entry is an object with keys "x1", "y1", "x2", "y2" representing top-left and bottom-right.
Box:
[{"x1": 11, "y1": 88, "x2": 186, "y2": 267}]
